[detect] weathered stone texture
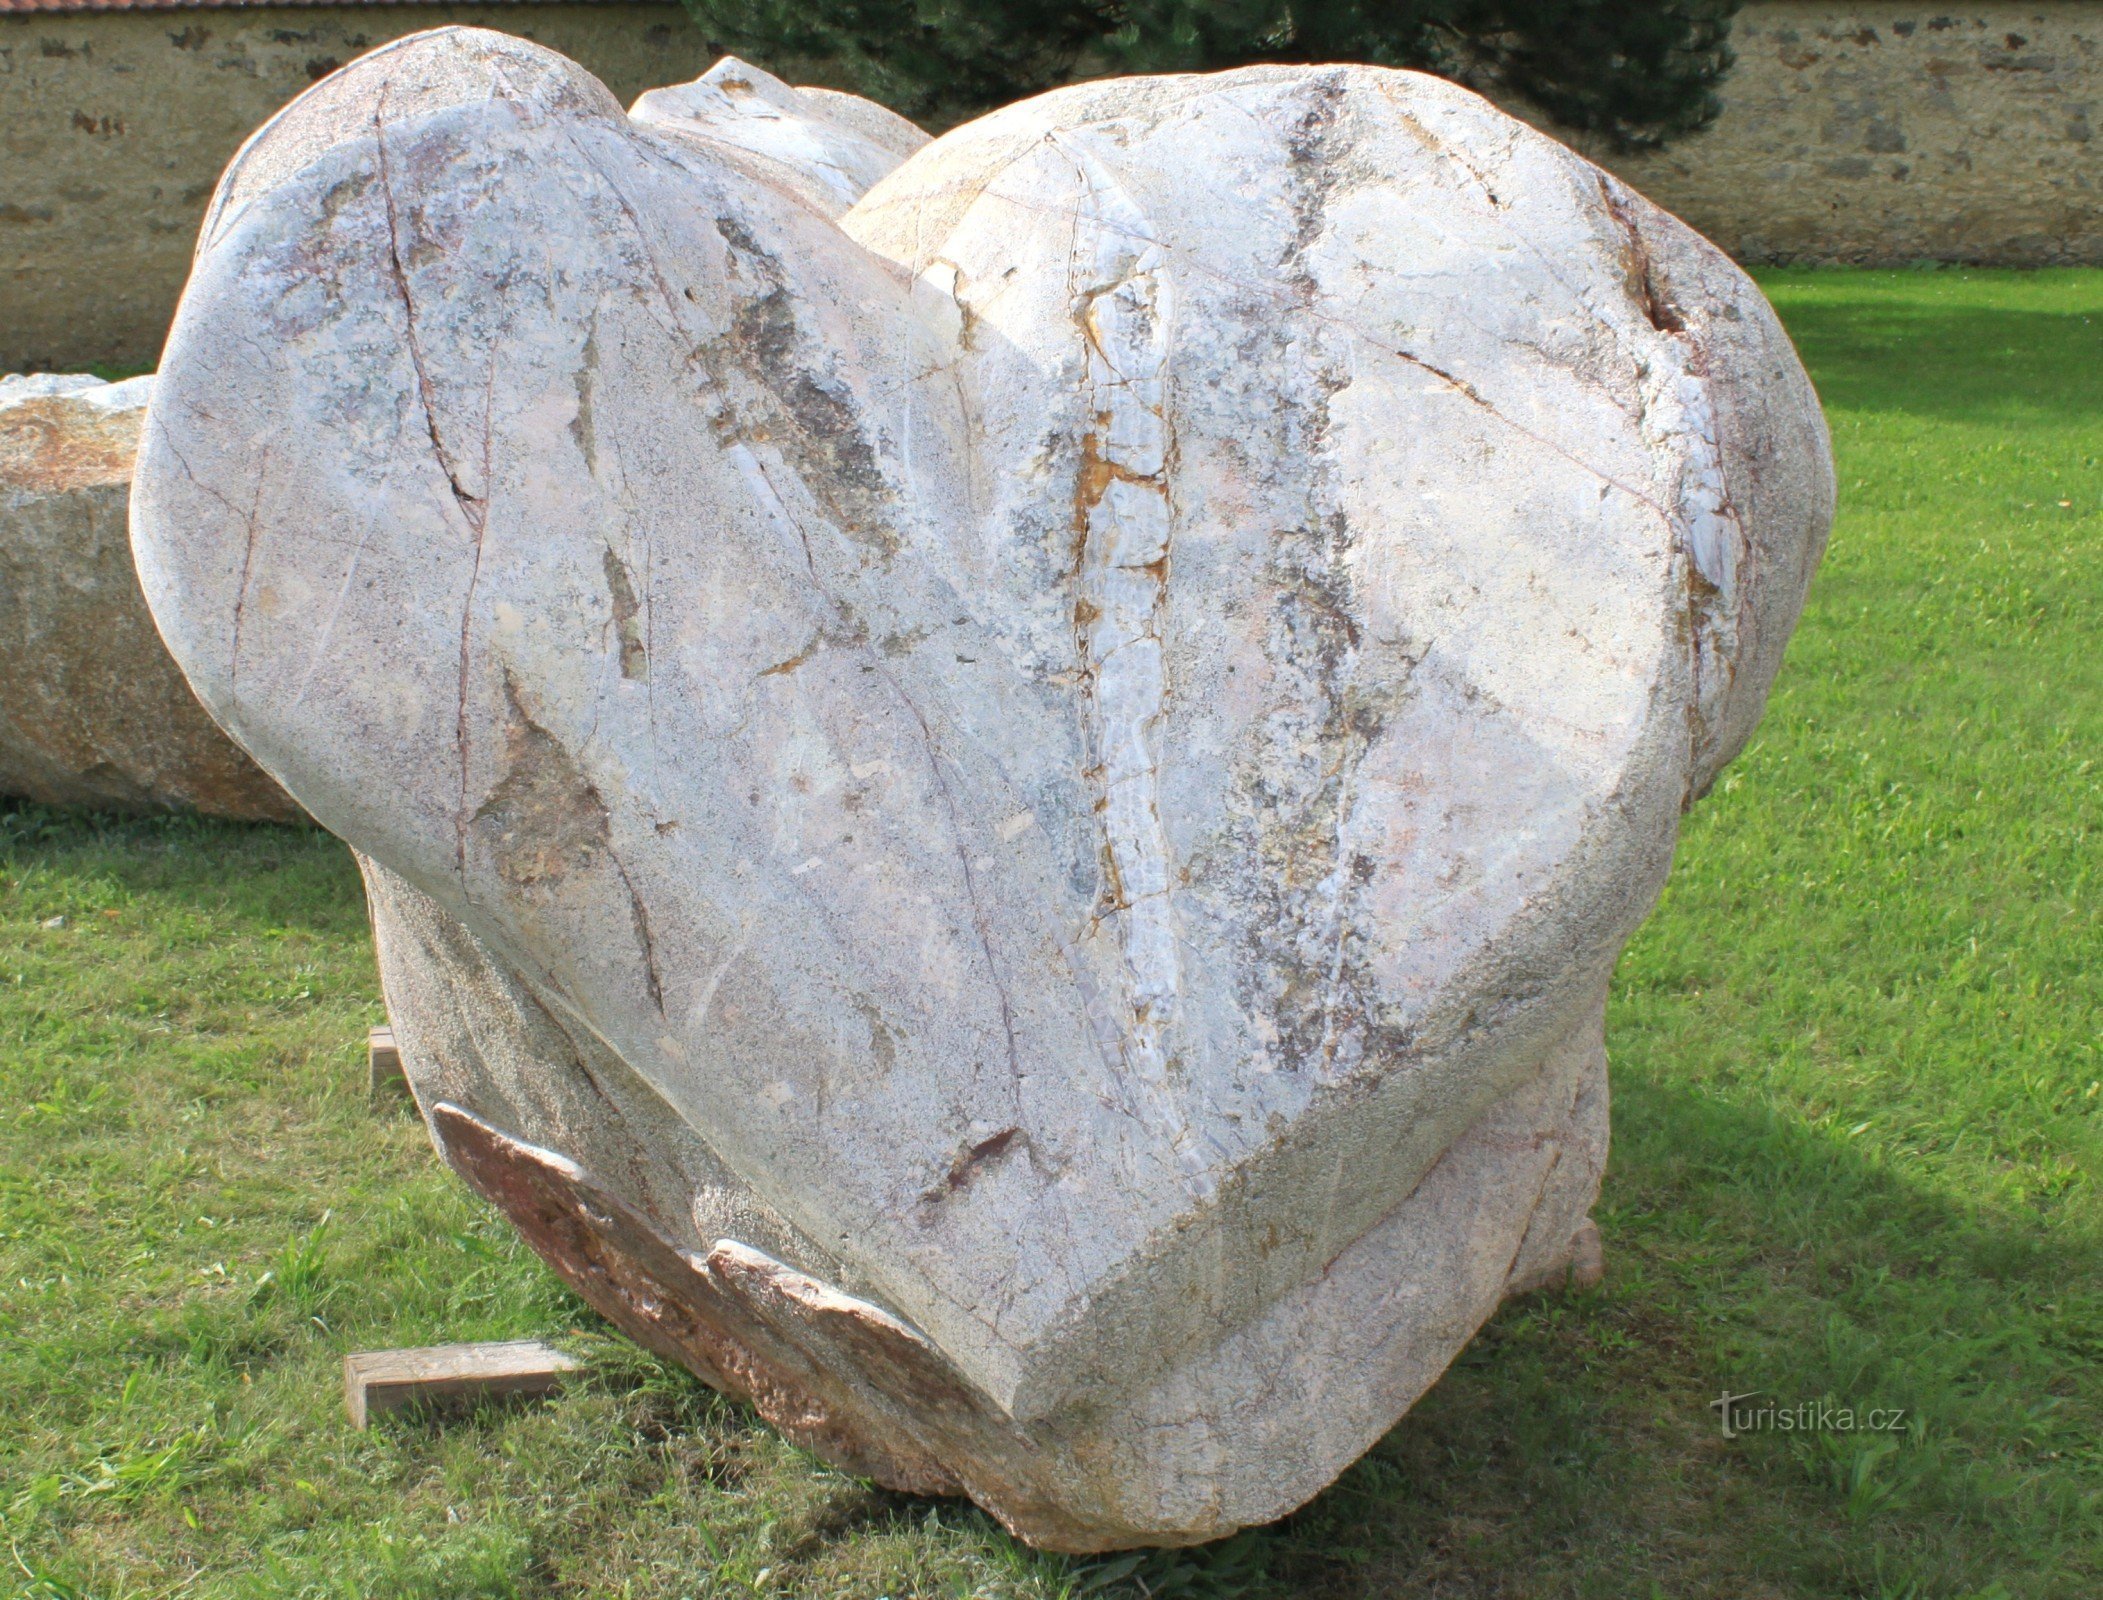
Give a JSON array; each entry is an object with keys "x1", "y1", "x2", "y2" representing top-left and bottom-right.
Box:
[
  {"x1": 1570, "y1": 4, "x2": 2103, "y2": 265},
  {"x1": 132, "y1": 30, "x2": 1832, "y2": 1547},
  {"x1": 0, "y1": 373, "x2": 299, "y2": 819}
]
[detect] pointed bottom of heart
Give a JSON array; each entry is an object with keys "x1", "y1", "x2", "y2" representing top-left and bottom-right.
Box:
[{"x1": 431, "y1": 1096, "x2": 1605, "y2": 1551}]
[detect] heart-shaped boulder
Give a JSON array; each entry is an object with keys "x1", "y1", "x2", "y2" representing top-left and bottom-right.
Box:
[{"x1": 133, "y1": 29, "x2": 1831, "y2": 1549}]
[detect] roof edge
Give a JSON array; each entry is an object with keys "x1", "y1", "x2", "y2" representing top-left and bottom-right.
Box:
[{"x1": 2, "y1": 0, "x2": 673, "y2": 14}]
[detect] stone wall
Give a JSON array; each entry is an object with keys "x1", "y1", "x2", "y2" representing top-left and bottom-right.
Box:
[
  {"x1": 2, "y1": 1, "x2": 2098, "y2": 371},
  {"x1": 1, "y1": 5, "x2": 707, "y2": 372},
  {"x1": 1574, "y1": 3, "x2": 2100, "y2": 266}
]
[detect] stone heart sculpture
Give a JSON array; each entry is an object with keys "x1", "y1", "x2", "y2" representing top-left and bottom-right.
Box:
[{"x1": 133, "y1": 28, "x2": 1832, "y2": 1549}]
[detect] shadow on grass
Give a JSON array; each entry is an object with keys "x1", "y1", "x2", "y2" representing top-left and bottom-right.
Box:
[
  {"x1": 1765, "y1": 302, "x2": 2102, "y2": 423},
  {"x1": 1, "y1": 797, "x2": 362, "y2": 937},
  {"x1": 709, "y1": 1058, "x2": 2085, "y2": 1597},
  {"x1": 1229, "y1": 1067, "x2": 2091, "y2": 1598}
]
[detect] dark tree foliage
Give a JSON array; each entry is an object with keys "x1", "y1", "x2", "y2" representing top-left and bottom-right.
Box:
[{"x1": 678, "y1": 0, "x2": 1741, "y2": 147}]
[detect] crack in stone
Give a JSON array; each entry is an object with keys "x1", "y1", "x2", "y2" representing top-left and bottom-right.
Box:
[
  {"x1": 921, "y1": 1125, "x2": 1027, "y2": 1207},
  {"x1": 226, "y1": 449, "x2": 268, "y2": 710},
  {"x1": 1599, "y1": 174, "x2": 1686, "y2": 335},
  {"x1": 893, "y1": 687, "x2": 1025, "y2": 1098},
  {"x1": 372, "y1": 85, "x2": 502, "y2": 886},
  {"x1": 372, "y1": 89, "x2": 486, "y2": 528}
]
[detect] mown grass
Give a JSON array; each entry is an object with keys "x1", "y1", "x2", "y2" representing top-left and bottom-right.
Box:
[{"x1": 3, "y1": 267, "x2": 2097, "y2": 1598}]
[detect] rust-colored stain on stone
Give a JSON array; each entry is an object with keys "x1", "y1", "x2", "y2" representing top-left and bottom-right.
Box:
[
  {"x1": 428, "y1": 1104, "x2": 969, "y2": 1496},
  {"x1": 425, "y1": 1101, "x2": 1134, "y2": 1550},
  {"x1": 0, "y1": 378, "x2": 305, "y2": 820},
  {"x1": 0, "y1": 398, "x2": 137, "y2": 493}
]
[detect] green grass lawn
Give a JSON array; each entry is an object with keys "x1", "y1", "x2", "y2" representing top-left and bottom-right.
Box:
[{"x1": 4, "y1": 267, "x2": 2098, "y2": 1599}]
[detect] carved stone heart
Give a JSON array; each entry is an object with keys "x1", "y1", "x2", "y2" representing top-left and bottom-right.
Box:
[{"x1": 133, "y1": 29, "x2": 1832, "y2": 1548}]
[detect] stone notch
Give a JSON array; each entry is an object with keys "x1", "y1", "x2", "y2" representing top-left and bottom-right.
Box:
[
  {"x1": 131, "y1": 27, "x2": 1833, "y2": 1548},
  {"x1": 432, "y1": 1103, "x2": 973, "y2": 1499}
]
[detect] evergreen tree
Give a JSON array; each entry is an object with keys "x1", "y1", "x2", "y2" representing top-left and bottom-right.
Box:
[{"x1": 679, "y1": 0, "x2": 1741, "y2": 147}]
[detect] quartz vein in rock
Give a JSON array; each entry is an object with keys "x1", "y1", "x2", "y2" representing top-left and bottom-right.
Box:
[{"x1": 1061, "y1": 131, "x2": 1188, "y2": 1152}]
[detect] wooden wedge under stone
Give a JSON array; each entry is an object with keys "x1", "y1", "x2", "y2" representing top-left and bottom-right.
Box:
[
  {"x1": 367, "y1": 1024, "x2": 408, "y2": 1100},
  {"x1": 344, "y1": 1338, "x2": 579, "y2": 1428}
]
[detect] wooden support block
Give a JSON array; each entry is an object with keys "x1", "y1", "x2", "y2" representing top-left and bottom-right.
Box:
[
  {"x1": 344, "y1": 1338, "x2": 580, "y2": 1428},
  {"x1": 368, "y1": 1024, "x2": 408, "y2": 1100}
]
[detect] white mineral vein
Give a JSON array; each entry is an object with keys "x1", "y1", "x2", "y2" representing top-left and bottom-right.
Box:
[{"x1": 1058, "y1": 132, "x2": 1189, "y2": 1153}]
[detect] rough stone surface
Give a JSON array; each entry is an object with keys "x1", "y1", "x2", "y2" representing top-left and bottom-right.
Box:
[
  {"x1": 133, "y1": 29, "x2": 1833, "y2": 1548},
  {"x1": 0, "y1": 373, "x2": 300, "y2": 819},
  {"x1": 629, "y1": 54, "x2": 930, "y2": 220}
]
